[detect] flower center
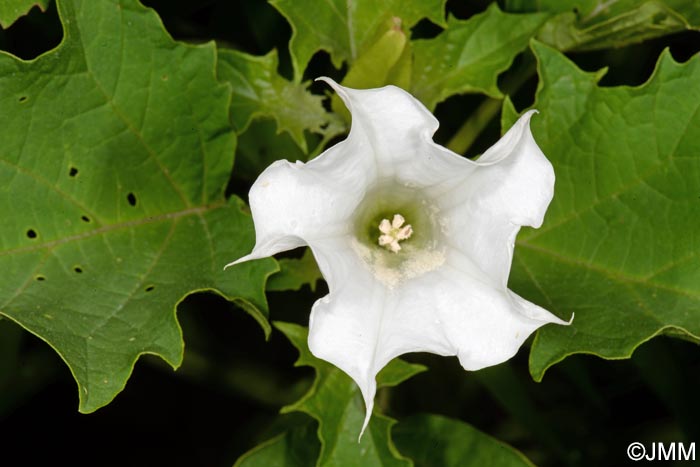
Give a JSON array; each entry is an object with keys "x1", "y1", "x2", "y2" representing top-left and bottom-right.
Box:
[
  {"x1": 378, "y1": 214, "x2": 413, "y2": 253},
  {"x1": 350, "y1": 180, "x2": 446, "y2": 287}
]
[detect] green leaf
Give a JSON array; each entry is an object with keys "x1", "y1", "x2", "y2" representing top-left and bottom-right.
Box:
[
  {"x1": 506, "y1": 0, "x2": 700, "y2": 21},
  {"x1": 336, "y1": 17, "x2": 410, "y2": 91},
  {"x1": 0, "y1": 0, "x2": 49, "y2": 28},
  {"x1": 235, "y1": 419, "x2": 321, "y2": 467},
  {"x1": 665, "y1": 0, "x2": 700, "y2": 24},
  {"x1": 274, "y1": 321, "x2": 426, "y2": 467},
  {"x1": 217, "y1": 48, "x2": 345, "y2": 153},
  {"x1": 501, "y1": 41, "x2": 700, "y2": 381},
  {"x1": 505, "y1": 0, "x2": 700, "y2": 51},
  {"x1": 0, "y1": 0, "x2": 277, "y2": 413},
  {"x1": 270, "y1": 0, "x2": 447, "y2": 81},
  {"x1": 234, "y1": 119, "x2": 309, "y2": 182},
  {"x1": 393, "y1": 414, "x2": 536, "y2": 467},
  {"x1": 411, "y1": 4, "x2": 549, "y2": 110},
  {"x1": 331, "y1": 17, "x2": 411, "y2": 122},
  {"x1": 267, "y1": 248, "x2": 323, "y2": 293}
]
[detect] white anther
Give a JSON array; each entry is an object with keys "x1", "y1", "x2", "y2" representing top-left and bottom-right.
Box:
[{"x1": 378, "y1": 214, "x2": 413, "y2": 253}]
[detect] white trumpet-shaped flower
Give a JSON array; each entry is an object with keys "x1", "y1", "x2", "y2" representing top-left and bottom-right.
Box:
[{"x1": 227, "y1": 78, "x2": 571, "y2": 438}]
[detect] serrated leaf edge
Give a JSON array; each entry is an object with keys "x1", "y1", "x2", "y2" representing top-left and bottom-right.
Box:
[{"x1": 522, "y1": 39, "x2": 700, "y2": 381}]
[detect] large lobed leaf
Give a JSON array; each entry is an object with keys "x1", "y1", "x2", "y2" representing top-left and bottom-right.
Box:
[
  {"x1": 237, "y1": 411, "x2": 537, "y2": 467},
  {"x1": 270, "y1": 0, "x2": 446, "y2": 80},
  {"x1": 328, "y1": 4, "x2": 549, "y2": 112},
  {"x1": 234, "y1": 338, "x2": 538, "y2": 466},
  {"x1": 235, "y1": 417, "x2": 321, "y2": 467},
  {"x1": 217, "y1": 48, "x2": 344, "y2": 154},
  {"x1": 263, "y1": 322, "x2": 426, "y2": 467},
  {"x1": 411, "y1": 4, "x2": 549, "y2": 110},
  {"x1": 502, "y1": 41, "x2": 700, "y2": 380},
  {"x1": 505, "y1": 0, "x2": 700, "y2": 51},
  {"x1": 393, "y1": 414, "x2": 536, "y2": 467},
  {"x1": 0, "y1": 0, "x2": 276, "y2": 413}
]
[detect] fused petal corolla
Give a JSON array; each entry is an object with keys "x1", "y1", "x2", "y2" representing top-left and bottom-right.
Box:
[{"x1": 227, "y1": 78, "x2": 571, "y2": 438}]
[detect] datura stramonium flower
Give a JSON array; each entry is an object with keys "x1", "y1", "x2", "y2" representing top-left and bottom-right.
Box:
[{"x1": 227, "y1": 78, "x2": 571, "y2": 437}]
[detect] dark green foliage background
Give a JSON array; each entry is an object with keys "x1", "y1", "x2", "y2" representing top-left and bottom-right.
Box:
[{"x1": 1, "y1": 1, "x2": 699, "y2": 466}]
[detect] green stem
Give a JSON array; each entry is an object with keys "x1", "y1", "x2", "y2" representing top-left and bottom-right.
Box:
[
  {"x1": 446, "y1": 59, "x2": 538, "y2": 155},
  {"x1": 446, "y1": 97, "x2": 503, "y2": 155}
]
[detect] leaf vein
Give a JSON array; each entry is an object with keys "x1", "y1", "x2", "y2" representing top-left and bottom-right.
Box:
[
  {"x1": 0, "y1": 202, "x2": 224, "y2": 257},
  {"x1": 517, "y1": 241, "x2": 700, "y2": 300},
  {"x1": 85, "y1": 69, "x2": 191, "y2": 208},
  {"x1": 89, "y1": 216, "x2": 179, "y2": 336}
]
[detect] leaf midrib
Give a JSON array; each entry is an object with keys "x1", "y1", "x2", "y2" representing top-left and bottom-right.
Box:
[
  {"x1": 517, "y1": 240, "x2": 700, "y2": 301},
  {"x1": 0, "y1": 201, "x2": 225, "y2": 257}
]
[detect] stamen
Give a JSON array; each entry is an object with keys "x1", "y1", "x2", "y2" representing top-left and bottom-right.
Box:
[{"x1": 378, "y1": 214, "x2": 413, "y2": 253}]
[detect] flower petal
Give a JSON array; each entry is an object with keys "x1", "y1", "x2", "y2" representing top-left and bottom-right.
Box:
[
  {"x1": 226, "y1": 139, "x2": 375, "y2": 267},
  {"x1": 400, "y1": 262, "x2": 569, "y2": 371},
  {"x1": 320, "y1": 78, "x2": 470, "y2": 187},
  {"x1": 307, "y1": 238, "x2": 568, "y2": 437},
  {"x1": 306, "y1": 237, "x2": 387, "y2": 437},
  {"x1": 305, "y1": 237, "x2": 449, "y2": 438},
  {"x1": 436, "y1": 110, "x2": 555, "y2": 287},
  {"x1": 476, "y1": 110, "x2": 555, "y2": 228}
]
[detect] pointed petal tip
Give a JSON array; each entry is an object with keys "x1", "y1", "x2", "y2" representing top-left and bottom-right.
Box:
[
  {"x1": 477, "y1": 107, "x2": 545, "y2": 167},
  {"x1": 223, "y1": 255, "x2": 250, "y2": 270},
  {"x1": 519, "y1": 108, "x2": 539, "y2": 125},
  {"x1": 316, "y1": 76, "x2": 353, "y2": 113},
  {"x1": 550, "y1": 311, "x2": 574, "y2": 326},
  {"x1": 315, "y1": 76, "x2": 342, "y2": 92},
  {"x1": 357, "y1": 397, "x2": 374, "y2": 443},
  {"x1": 223, "y1": 249, "x2": 268, "y2": 270}
]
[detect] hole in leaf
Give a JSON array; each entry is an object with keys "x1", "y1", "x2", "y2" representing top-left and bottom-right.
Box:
[
  {"x1": 69, "y1": 166, "x2": 78, "y2": 177},
  {"x1": 81, "y1": 215, "x2": 90, "y2": 223},
  {"x1": 127, "y1": 192, "x2": 137, "y2": 206},
  {"x1": 18, "y1": 96, "x2": 28, "y2": 103},
  {"x1": 35, "y1": 275, "x2": 46, "y2": 281},
  {"x1": 145, "y1": 285, "x2": 155, "y2": 292},
  {"x1": 26, "y1": 229, "x2": 37, "y2": 239},
  {"x1": 73, "y1": 266, "x2": 83, "y2": 274}
]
